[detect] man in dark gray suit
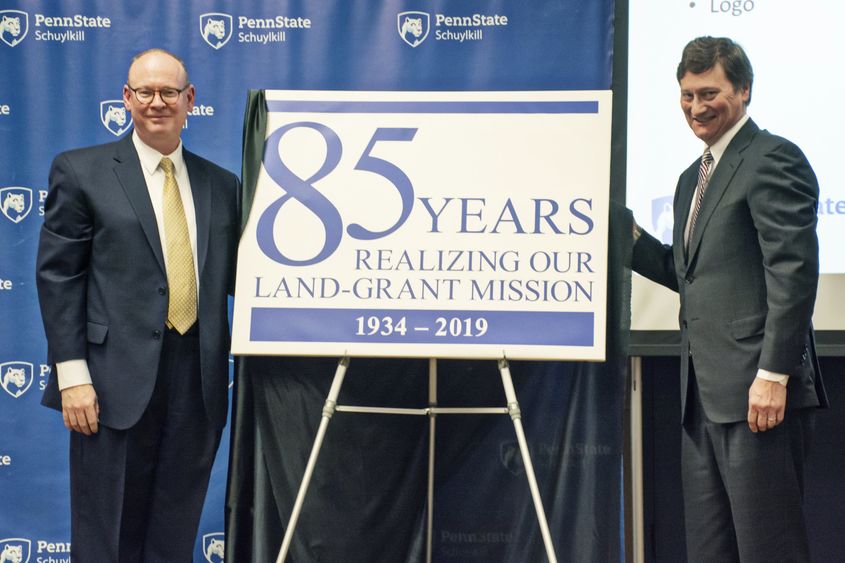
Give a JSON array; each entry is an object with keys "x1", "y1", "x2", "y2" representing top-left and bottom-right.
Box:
[
  {"x1": 36, "y1": 49, "x2": 238, "y2": 562},
  {"x1": 632, "y1": 37, "x2": 827, "y2": 563}
]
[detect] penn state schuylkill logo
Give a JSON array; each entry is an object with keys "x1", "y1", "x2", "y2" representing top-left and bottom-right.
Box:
[
  {"x1": 199, "y1": 13, "x2": 233, "y2": 50},
  {"x1": 651, "y1": 195, "x2": 675, "y2": 244},
  {"x1": 0, "y1": 10, "x2": 29, "y2": 48},
  {"x1": 100, "y1": 100, "x2": 132, "y2": 137},
  {"x1": 397, "y1": 11, "x2": 429, "y2": 47},
  {"x1": 0, "y1": 187, "x2": 33, "y2": 224},
  {"x1": 0, "y1": 537, "x2": 32, "y2": 563},
  {"x1": 0, "y1": 362, "x2": 33, "y2": 399},
  {"x1": 202, "y1": 533, "x2": 225, "y2": 563}
]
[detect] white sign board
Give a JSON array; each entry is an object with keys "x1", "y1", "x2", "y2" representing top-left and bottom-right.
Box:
[{"x1": 232, "y1": 90, "x2": 611, "y2": 360}]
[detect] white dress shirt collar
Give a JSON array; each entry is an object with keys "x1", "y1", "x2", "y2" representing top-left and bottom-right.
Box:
[
  {"x1": 707, "y1": 113, "x2": 750, "y2": 165},
  {"x1": 132, "y1": 130, "x2": 185, "y2": 175}
]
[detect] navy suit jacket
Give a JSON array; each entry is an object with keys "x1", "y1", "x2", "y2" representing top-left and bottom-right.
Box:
[
  {"x1": 633, "y1": 119, "x2": 827, "y2": 423},
  {"x1": 36, "y1": 134, "x2": 239, "y2": 430}
]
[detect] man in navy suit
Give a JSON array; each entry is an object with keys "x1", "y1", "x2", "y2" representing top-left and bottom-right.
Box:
[
  {"x1": 633, "y1": 37, "x2": 826, "y2": 563},
  {"x1": 36, "y1": 49, "x2": 238, "y2": 562}
]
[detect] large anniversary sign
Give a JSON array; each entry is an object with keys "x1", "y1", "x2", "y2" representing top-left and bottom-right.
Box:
[{"x1": 232, "y1": 90, "x2": 611, "y2": 360}]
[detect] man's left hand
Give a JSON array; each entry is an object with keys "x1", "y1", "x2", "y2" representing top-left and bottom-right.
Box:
[{"x1": 747, "y1": 377, "x2": 787, "y2": 433}]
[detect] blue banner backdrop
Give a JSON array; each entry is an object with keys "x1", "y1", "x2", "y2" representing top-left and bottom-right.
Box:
[{"x1": 0, "y1": 1, "x2": 615, "y2": 561}]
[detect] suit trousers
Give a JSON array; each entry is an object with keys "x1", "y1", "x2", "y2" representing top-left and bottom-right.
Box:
[
  {"x1": 69, "y1": 326, "x2": 221, "y2": 563},
  {"x1": 681, "y1": 370, "x2": 814, "y2": 563}
]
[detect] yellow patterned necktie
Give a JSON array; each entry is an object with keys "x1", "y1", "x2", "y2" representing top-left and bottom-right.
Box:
[{"x1": 160, "y1": 157, "x2": 197, "y2": 334}]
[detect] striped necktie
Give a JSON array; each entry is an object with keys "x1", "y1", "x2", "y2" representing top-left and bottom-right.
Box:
[
  {"x1": 160, "y1": 157, "x2": 197, "y2": 334},
  {"x1": 686, "y1": 148, "x2": 714, "y2": 249}
]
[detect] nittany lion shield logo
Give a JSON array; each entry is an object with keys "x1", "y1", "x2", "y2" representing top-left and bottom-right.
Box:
[
  {"x1": 0, "y1": 362, "x2": 34, "y2": 399},
  {"x1": 397, "y1": 11, "x2": 430, "y2": 47},
  {"x1": 100, "y1": 100, "x2": 132, "y2": 137},
  {"x1": 651, "y1": 195, "x2": 675, "y2": 244},
  {"x1": 0, "y1": 187, "x2": 33, "y2": 224},
  {"x1": 202, "y1": 533, "x2": 225, "y2": 562},
  {"x1": 499, "y1": 441, "x2": 524, "y2": 476},
  {"x1": 0, "y1": 538, "x2": 32, "y2": 563},
  {"x1": 199, "y1": 13, "x2": 233, "y2": 50},
  {"x1": 0, "y1": 10, "x2": 29, "y2": 48}
]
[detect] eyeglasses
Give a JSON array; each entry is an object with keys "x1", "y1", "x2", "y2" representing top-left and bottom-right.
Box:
[{"x1": 127, "y1": 84, "x2": 190, "y2": 105}]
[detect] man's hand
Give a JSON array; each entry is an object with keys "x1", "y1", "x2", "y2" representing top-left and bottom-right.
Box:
[
  {"x1": 61, "y1": 384, "x2": 99, "y2": 435},
  {"x1": 747, "y1": 377, "x2": 786, "y2": 433}
]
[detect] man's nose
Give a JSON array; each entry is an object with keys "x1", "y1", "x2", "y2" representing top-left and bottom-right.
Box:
[
  {"x1": 149, "y1": 91, "x2": 168, "y2": 107},
  {"x1": 691, "y1": 97, "x2": 707, "y2": 116}
]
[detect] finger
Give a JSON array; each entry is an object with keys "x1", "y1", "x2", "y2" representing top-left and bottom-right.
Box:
[
  {"x1": 760, "y1": 410, "x2": 780, "y2": 432},
  {"x1": 748, "y1": 409, "x2": 759, "y2": 433},
  {"x1": 757, "y1": 410, "x2": 770, "y2": 433},
  {"x1": 71, "y1": 408, "x2": 92, "y2": 436},
  {"x1": 764, "y1": 415, "x2": 778, "y2": 432},
  {"x1": 768, "y1": 401, "x2": 786, "y2": 429},
  {"x1": 66, "y1": 409, "x2": 83, "y2": 435},
  {"x1": 84, "y1": 405, "x2": 99, "y2": 434},
  {"x1": 62, "y1": 409, "x2": 71, "y2": 431},
  {"x1": 79, "y1": 408, "x2": 95, "y2": 435},
  {"x1": 775, "y1": 402, "x2": 786, "y2": 425}
]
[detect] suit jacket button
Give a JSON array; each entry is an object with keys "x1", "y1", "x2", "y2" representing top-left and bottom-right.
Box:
[
  {"x1": 158, "y1": 287, "x2": 167, "y2": 295},
  {"x1": 153, "y1": 329, "x2": 162, "y2": 339}
]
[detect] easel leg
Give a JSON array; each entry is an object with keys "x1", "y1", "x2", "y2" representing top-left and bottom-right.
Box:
[
  {"x1": 498, "y1": 359, "x2": 559, "y2": 563},
  {"x1": 276, "y1": 356, "x2": 351, "y2": 563},
  {"x1": 426, "y1": 358, "x2": 437, "y2": 563}
]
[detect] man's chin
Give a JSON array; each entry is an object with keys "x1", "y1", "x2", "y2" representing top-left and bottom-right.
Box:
[
  {"x1": 135, "y1": 127, "x2": 181, "y2": 148},
  {"x1": 691, "y1": 124, "x2": 714, "y2": 143},
  {"x1": 142, "y1": 123, "x2": 179, "y2": 136}
]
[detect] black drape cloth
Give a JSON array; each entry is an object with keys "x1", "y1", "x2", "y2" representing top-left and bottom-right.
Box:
[{"x1": 225, "y1": 92, "x2": 633, "y2": 562}]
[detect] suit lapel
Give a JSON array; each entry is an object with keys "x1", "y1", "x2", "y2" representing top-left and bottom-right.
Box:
[
  {"x1": 686, "y1": 119, "x2": 758, "y2": 263},
  {"x1": 674, "y1": 163, "x2": 698, "y2": 268},
  {"x1": 185, "y1": 150, "x2": 211, "y2": 281},
  {"x1": 111, "y1": 136, "x2": 166, "y2": 274}
]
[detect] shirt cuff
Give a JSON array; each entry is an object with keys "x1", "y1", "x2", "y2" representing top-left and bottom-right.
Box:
[
  {"x1": 756, "y1": 368, "x2": 789, "y2": 387},
  {"x1": 56, "y1": 359, "x2": 93, "y2": 391}
]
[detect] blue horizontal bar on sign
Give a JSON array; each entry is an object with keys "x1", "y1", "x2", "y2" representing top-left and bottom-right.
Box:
[
  {"x1": 250, "y1": 307, "x2": 594, "y2": 346},
  {"x1": 265, "y1": 100, "x2": 599, "y2": 114}
]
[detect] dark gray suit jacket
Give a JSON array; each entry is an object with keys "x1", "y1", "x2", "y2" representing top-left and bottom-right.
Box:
[
  {"x1": 36, "y1": 134, "x2": 239, "y2": 430},
  {"x1": 633, "y1": 119, "x2": 827, "y2": 423}
]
